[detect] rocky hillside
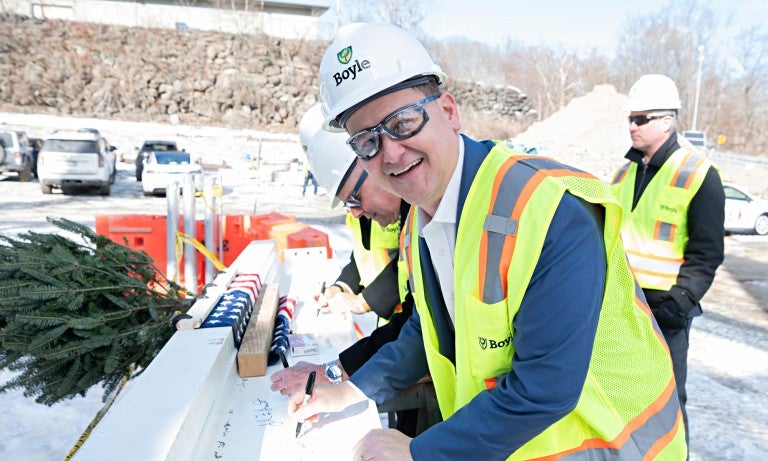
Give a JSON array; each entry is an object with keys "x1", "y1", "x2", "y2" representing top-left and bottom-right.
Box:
[{"x1": 0, "y1": 13, "x2": 534, "y2": 139}]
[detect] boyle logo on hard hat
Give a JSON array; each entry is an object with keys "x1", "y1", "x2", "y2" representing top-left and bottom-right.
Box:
[{"x1": 337, "y1": 46, "x2": 353, "y2": 64}]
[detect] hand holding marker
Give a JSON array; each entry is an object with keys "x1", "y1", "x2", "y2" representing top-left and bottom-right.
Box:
[{"x1": 295, "y1": 370, "x2": 316, "y2": 438}]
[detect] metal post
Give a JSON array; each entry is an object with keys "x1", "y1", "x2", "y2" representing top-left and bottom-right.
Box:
[
  {"x1": 183, "y1": 174, "x2": 197, "y2": 295},
  {"x1": 204, "y1": 174, "x2": 223, "y2": 284},
  {"x1": 166, "y1": 181, "x2": 180, "y2": 284},
  {"x1": 692, "y1": 45, "x2": 704, "y2": 131}
]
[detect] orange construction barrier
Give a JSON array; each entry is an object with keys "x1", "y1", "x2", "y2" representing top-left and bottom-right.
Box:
[
  {"x1": 95, "y1": 212, "x2": 332, "y2": 288},
  {"x1": 269, "y1": 221, "x2": 308, "y2": 262},
  {"x1": 286, "y1": 226, "x2": 332, "y2": 258},
  {"x1": 252, "y1": 212, "x2": 295, "y2": 240}
]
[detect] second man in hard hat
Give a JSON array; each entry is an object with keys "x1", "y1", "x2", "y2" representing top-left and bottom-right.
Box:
[{"x1": 272, "y1": 104, "x2": 423, "y2": 436}]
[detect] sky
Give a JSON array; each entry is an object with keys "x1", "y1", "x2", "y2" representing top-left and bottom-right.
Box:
[{"x1": 324, "y1": 0, "x2": 767, "y2": 57}]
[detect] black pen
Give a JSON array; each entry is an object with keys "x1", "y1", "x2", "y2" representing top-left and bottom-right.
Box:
[
  {"x1": 317, "y1": 282, "x2": 326, "y2": 317},
  {"x1": 278, "y1": 349, "x2": 290, "y2": 368},
  {"x1": 295, "y1": 370, "x2": 316, "y2": 438}
]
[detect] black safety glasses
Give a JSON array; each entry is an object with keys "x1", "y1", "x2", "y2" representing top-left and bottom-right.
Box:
[
  {"x1": 343, "y1": 170, "x2": 368, "y2": 209},
  {"x1": 346, "y1": 95, "x2": 440, "y2": 160},
  {"x1": 628, "y1": 114, "x2": 668, "y2": 126}
]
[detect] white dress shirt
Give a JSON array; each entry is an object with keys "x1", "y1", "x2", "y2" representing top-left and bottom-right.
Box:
[{"x1": 417, "y1": 135, "x2": 464, "y2": 323}]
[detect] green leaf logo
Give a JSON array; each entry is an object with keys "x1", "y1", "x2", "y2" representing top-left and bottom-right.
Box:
[{"x1": 337, "y1": 46, "x2": 352, "y2": 64}]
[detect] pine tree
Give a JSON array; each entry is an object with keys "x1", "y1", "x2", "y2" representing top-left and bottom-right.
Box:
[{"x1": 0, "y1": 218, "x2": 193, "y2": 405}]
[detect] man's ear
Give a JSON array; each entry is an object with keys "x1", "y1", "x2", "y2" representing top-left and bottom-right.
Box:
[
  {"x1": 437, "y1": 92, "x2": 462, "y2": 132},
  {"x1": 663, "y1": 116, "x2": 675, "y2": 133}
]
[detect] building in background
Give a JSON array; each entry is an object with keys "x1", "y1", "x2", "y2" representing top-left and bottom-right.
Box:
[{"x1": 3, "y1": 0, "x2": 330, "y2": 40}]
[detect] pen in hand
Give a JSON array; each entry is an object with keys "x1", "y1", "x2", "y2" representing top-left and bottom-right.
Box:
[
  {"x1": 295, "y1": 370, "x2": 316, "y2": 438},
  {"x1": 278, "y1": 349, "x2": 290, "y2": 369},
  {"x1": 317, "y1": 282, "x2": 326, "y2": 317}
]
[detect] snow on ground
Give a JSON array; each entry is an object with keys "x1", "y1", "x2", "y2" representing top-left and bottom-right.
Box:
[{"x1": 1, "y1": 113, "x2": 767, "y2": 460}]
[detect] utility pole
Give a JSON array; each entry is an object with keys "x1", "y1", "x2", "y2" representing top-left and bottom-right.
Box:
[{"x1": 692, "y1": 45, "x2": 704, "y2": 131}]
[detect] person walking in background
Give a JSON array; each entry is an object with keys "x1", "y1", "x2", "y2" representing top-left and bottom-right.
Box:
[
  {"x1": 300, "y1": 119, "x2": 320, "y2": 196},
  {"x1": 287, "y1": 23, "x2": 686, "y2": 460},
  {"x1": 272, "y1": 105, "x2": 423, "y2": 436},
  {"x1": 610, "y1": 74, "x2": 725, "y2": 457},
  {"x1": 301, "y1": 164, "x2": 319, "y2": 196}
]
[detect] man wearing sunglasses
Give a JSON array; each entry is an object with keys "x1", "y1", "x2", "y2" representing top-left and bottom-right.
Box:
[
  {"x1": 611, "y1": 74, "x2": 724, "y2": 457},
  {"x1": 288, "y1": 23, "x2": 686, "y2": 460},
  {"x1": 273, "y1": 105, "x2": 423, "y2": 436}
]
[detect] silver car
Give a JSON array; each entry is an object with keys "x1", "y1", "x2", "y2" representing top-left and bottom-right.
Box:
[
  {"x1": 37, "y1": 131, "x2": 117, "y2": 195},
  {"x1": 0, "y1": 130, "x2": 34, "y2": 182}
]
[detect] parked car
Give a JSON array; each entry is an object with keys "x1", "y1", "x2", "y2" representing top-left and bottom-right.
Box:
[
  {"x1": 724, "y1": 181, "x2": 768, "y2": 236},
  {"x1": 135, "y1": 140, "x2": 179, "y2": 181},
  {"x1": 142, "y1": 151, "x2": 203, "y2": 197},
  {"x1": 37, "y1": 130, "x2": 117, "y2": 195},
  {"x1": 0, "y1": 130, "x2": 34, "y2": 181}
]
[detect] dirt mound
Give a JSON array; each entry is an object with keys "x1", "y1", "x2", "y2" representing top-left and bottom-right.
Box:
[{"x1": 512, "y1": 84, "x2": 630, "y2": 181}]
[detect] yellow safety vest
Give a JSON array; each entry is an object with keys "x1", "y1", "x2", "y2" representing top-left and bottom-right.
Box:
[
  {"x1": 401, "y1": 144, "x2": 686, "y2": 459},
  {"x1": 348, "y1": 214, "x2": 403, "y2": 324},
  {"x1": 347, "y1": 213, "x2": 399, "y2": 286},
  {"x1": 610, "y1": 148, "x2": 717, "y2": 290}
]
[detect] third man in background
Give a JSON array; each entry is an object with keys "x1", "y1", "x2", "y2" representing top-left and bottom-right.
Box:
[{"x1": 610, "y1": 73, "x2": 725, "y2": 455}]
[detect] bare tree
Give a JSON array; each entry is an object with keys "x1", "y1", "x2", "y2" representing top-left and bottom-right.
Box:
[
  {"x1": 614, "y1": 1, "x2": 720, "y2": 129},
  {"x1": 727, "y1": 25, "x2": 768, "y2": 152},
  {"x1": 335, "y1": 0, "x2": 429, "y2": 34}
]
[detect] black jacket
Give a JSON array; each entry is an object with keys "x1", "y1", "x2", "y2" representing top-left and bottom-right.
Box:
[{"x1": 623, "y1": 132, "x2": 725, "y2": 315}]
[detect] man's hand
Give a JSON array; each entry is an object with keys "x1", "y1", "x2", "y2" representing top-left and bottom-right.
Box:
[
  {"x1": 270, "y1": 361, "x2": 325, "y2": 396},
  {"x1": 655, "y1": 298, "x2": 688, "y2": 330},
  {"x1": 327, "y1": 291, "x2": 370, "y2": 314},
  {"x1": 353, "y1": 428, "x2": 413, "y2": 461},
  {"x1": 288, "y1": 382, "x2": 363, "y2": 422},
  {"x1": 313, "y1": 284, "x2": 342, "y2": 314}
]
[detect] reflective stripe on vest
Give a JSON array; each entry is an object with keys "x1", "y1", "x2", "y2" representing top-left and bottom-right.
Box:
[
  {"x1": 537, "y1": 380, "x2": 683, "y2": 460},
  {"x1": 403, "y1": 143, "x2": 686, "y2": 459},
  {"x1": 610, "y1": 148, "x2": 715, "y2": 290}
]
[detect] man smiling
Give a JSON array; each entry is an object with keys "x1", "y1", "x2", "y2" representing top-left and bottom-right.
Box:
[{"x1": 288, "y1": 23, "x2": 687, "y2": 461}]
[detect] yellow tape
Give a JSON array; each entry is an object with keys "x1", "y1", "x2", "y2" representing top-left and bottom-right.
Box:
[
  {"x1": 176, "y1": 231, "x2": 227, "y2": 271},
  {"x1": 64, "y1": 364, "x2": 137, "y2": 460}
]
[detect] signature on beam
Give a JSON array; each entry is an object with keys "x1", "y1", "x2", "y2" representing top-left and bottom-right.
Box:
[{"x1": 253, "y1": 398, "x2": 283, "y2": 426}]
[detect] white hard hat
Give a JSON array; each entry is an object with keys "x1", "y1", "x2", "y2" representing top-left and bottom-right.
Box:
[
  {"x1": 319, "y1": 22, "x2": 446, "y2": 131},
  {"x1": 306, "y1": 128, "x2": 357, "y2": 208},
  {"x1": 626, "y1": 74, "x2": 681, "y2": 112},
  {"x1": 298, "y1": 104, "x2": 325, "y2": 152}
]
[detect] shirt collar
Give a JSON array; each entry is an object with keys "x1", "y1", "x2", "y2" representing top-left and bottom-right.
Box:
[{"x1": 625, "y1": 131, "x2": 680, "y2": 167}]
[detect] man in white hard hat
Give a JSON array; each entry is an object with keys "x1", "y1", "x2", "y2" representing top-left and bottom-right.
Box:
[
  {"x1": 610, "y1": 74, "x2": 724, "y2": 457},
  {"x1": 296, "y1": 104, "x2": 405, "y2": 317},
  {"x1": 288, "y1": 23, "x2": 686, "y2": 460},
  {"x1": 274, "y1": 105, "x2": 422, "y2": 436}
]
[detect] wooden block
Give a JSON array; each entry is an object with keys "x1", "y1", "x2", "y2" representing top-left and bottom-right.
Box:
[{"x1": 237, "y1": 283, "x2": 280, "y2": 377}]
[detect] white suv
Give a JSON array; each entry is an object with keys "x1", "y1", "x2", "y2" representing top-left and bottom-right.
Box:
[{"x1": 37, "y1": 130, "x2": 117, "y2": 195}]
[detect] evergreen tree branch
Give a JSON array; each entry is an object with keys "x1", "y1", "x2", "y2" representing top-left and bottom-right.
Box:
[{"x1": 0, "y1": 217, "x2": 194, "y2": 405}]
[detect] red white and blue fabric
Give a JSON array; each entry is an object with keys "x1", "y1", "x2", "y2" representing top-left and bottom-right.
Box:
[
  {"x1": 200, "y1": 274, "x2": 263, "y2": 347},
  {"x1": 268, "y1": 296, "x2": 296, "y2": 366}
]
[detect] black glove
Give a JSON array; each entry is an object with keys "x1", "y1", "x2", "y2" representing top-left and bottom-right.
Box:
[{"x1": 654, "y1": 298, "x2": 688, "y2": 330}]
